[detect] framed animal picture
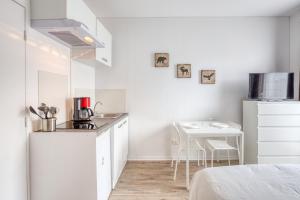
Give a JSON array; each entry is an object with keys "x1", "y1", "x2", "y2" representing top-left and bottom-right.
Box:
[
  {"x1": 155, "y1": 53, "x2": 169, "y2": 67},
  {"x1": 177, "y1": 64, "x2": 191, "y2": 78},
  {"x1": 201, "y1": 70, "x2": 216, "y2": 84}
]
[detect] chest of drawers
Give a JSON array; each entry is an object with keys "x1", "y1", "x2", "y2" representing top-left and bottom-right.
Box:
[{"x1": 243, "y1": 101, "x2": 300, "y2": 164}]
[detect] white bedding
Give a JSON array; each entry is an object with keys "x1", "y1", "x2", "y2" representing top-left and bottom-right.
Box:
[{"x1": 189, "y1": 165, "x2": 300, "y2": 200}]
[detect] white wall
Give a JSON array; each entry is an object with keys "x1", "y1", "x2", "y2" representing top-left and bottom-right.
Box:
[
  {"x1": 71, "y1": 60, "x2": 96, "y2": 106},
  {"x1": 26, "y1": 29, "x2": 71, "y2": 129},
  {"x1": 96, "y1": 17, "x2": 290, "y2": 160}
]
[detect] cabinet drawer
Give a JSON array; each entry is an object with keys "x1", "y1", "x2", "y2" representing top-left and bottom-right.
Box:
[
  {"x1": 258, "y1": 103, "x2": 300, "y2": 115},
  {"x1": 258, "y1": 142, "x2": 300, "y2": 156},
  {"x1": 258, "y1": 115, "x2": 300, "y2": 127},
  {"x1": 258, "y1": 127, "x2": 300, "y2": 141},
  {"x1": 258, "y1": 156, "x2": 300, "y2": 164}
]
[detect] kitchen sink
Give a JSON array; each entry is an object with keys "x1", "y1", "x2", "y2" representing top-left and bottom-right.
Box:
[{"x1": 93, "y1": 113, "x2": 122, "y2": 119}]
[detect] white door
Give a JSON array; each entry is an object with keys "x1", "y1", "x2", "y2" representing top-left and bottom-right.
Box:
[
  {"x1": 112, "y1": 122, "x2": 121, "y2": 188},
  {"x1": 97, "y1": 130, "x2": 112, "y2": 200},
  {"x1": 0, "y1": 1, "x2": 26, "y2": 200},
  {"x1": 122, "y1": 118, "x2": 128, "y2": 166},
  {"x1": 116, "y1": 121, "x2": 124, "y2": 182},
  {"x1": 101, "y1": 131, "x2": 112, "y2": 200},
  {"x1": 96, "y1": 20, "x2": 112, "y2": 67}
]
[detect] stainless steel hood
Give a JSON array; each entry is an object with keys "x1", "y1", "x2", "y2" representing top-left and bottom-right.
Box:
[{"x1": 31, "y1": 19, "x2": 105, "y2": 49}]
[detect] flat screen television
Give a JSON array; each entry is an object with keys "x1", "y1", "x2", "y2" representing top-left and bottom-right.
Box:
[{"x1": 248, "y1": 72, "x2": 294, "y2": 101}]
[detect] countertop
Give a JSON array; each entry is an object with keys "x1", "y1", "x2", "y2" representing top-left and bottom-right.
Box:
[{"x1": 35, "y1": 113, "x2": 128, "y2": 134}]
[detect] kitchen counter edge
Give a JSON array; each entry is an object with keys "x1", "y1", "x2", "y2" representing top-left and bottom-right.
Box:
[{"x1": 32, "y1": 113, "x2": 128, "y2": 136}]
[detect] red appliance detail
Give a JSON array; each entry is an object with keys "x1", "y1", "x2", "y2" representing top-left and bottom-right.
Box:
[{"x1": 80, "y1": 97, "x2": 90, "y2": 108}]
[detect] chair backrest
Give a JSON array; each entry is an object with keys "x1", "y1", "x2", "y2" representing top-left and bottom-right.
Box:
[
  {"x1": 172, "y1": 122, "x2": 182, "y2": 146},
  {"x1": 214, "y1": 121, "x2": 240, "y2": 147},
  {"x1": 227, "y1": 121, "x2": 242, "y2": 130},
  {"x1": 227, "y1": 122, "x2": 241, "y2": 146}
]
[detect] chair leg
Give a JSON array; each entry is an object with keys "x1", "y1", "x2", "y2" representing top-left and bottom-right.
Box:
[
  {"x1": 204, "y1": 151, "x2": 207, "y2": 168},
  {"x1": 204, "y1": 144, "x2": 207, "y2": 168},
  {"x1": 173, "y1": 160, "x2": 178, "y2": 180},
  {"x1": 227, "y1": 150, "x2": 230, "y2": 166},
  {"x1": 211, "y1": 151, "x2": 214, "y2": 167},
  {"x1": 216, "y1": 151, "x2": 219, "y2": 163},
  {"x1": 237, "y1": 149, "x2": 241, "y2": 164},
  {"x1": 171, "y1": 158, "x2": 174, "y2": 168},
  {"x1": 202, "y1": 151, "x2": 205, "y2": 166},
  {"x1": 236, "y1": 136, "x2": 241, "y2": 164},
  {"x1": 197, "y1": 150, "x2": 200, "y2": 166},
  {"x1": 173, "y1": 150, "x2": 181, "y2": 180}
]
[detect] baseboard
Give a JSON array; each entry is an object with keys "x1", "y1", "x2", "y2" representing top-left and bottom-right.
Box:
[{"x1": 128, "y1": 155, "x2": 238, "y2": 161}]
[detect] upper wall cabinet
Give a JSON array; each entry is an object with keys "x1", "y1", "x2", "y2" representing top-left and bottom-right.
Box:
[
  {"x1": 96, "y1": 19, "x2": 112, "y2": 67},
  {"x1": 30, "y1": 0, "x2": 104, "y2": 49}
]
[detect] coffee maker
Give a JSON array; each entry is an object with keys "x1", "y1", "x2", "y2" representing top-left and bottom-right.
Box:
[{"x1": 73, "y1": 97, "x2": 94, "y2": 121}]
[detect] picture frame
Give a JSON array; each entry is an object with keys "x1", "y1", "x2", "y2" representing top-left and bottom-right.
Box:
[
  {"x1": 155, "y1": 53, "x2": 169, "y2": 67},
  {"x1": 177, "y1": 64, "x2": 191, "y2": 78},
  {"x1": 201, "y1": 70, "x2": 216, "y2": 84}
]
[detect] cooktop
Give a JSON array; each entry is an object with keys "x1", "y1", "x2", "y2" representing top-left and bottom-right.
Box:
[{"x1": 56, "y1": 121, "x2": 98, "y2": 130}]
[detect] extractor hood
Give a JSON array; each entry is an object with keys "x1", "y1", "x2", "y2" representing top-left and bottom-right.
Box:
[{"x1": 31, "y1": 19, "x2": 105, "y2": 49}]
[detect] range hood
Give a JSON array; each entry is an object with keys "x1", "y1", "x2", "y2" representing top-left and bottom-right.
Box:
[{"x1": 31, "y1": 19, "x2": 105, "y2": 49}]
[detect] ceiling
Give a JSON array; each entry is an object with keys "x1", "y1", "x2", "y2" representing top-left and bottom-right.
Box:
[{"x1": 84, "y1": 0, "x2": 300, "y2": 18}]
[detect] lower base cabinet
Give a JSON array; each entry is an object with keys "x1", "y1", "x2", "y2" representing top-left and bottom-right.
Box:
[
  {"x1": 97, "y1": 130, "x2": 112, "y2": 200},
  {"x1": 111, "y1": 117, "x2": 129, "y2": 189},
  {"x1": 30, "y1": 129, "x2": 112, "y2": 200}
]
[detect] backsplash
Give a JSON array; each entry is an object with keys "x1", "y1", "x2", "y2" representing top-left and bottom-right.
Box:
[{"x1": 95, "y1": 89, "x2": 127, "y2": 113}]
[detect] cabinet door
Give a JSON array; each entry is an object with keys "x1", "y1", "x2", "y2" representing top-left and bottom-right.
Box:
[
  {"x1": 96, "y1": 20, "x2": 112, "y2": 67},
  {"x1": 122, "y1": 118, "x2": 129, "y2": 167},
  {"x1": 67, "y1": 0, "x2": 96, "y2": 35},
  {"x1": 112, "y1": 121, "x2": 123, "y2": 185},
  {"x1": 0, "y1": 1, "x2": 26, "y2": 199},
  {"x1": 97, "y1": 130, "x2": 112, "y2": 200},
  {"x1": 116, "y1": 122, "x2": 124, "y2": 179}
]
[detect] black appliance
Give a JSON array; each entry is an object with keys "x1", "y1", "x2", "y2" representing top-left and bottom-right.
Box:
[
  {"x1": 248, "y1": 72, "x2": 294, "y2": 101},
  {"x1": 56, "y1": 121, "x2": 97, "y2": 130}
]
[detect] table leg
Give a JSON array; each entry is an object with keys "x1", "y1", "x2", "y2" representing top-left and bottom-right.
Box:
[
  {"x1": 186, "y1": 135, "x2": 190, "y2": 190},
  {"x1": 239, "y1": 133, "x2": 244, "y2": 165}
]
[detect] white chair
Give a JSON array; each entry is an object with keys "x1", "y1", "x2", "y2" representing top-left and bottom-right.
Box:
[
  {"x1": 205, "y1": 122, "x2": 241, "y2": 167},
  {"x1": 171, "y1": 122, "x2": 207, "y2": 180}
]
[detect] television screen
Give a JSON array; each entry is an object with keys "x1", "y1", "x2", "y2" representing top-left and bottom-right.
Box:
[{"x1": 248, "y1": 73, "x2": 294, "y2": 100}]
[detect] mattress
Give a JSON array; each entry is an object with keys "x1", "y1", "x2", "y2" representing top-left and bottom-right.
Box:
[{"x1": 189, "y1": 165, "x2": 300, "y2": 200}]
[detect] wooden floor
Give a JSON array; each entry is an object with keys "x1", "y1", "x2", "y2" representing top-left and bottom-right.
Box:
[{"x1": 109, "y1": 160, "x2": 237, "y2": 200}]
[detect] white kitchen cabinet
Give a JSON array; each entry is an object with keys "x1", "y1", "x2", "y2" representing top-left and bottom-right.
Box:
[
  {"x1": 243, "y1": 101, "x2": 300, "y2": 164},
  {"x1": 96, "y1": 19, "x2": 112, "y2": 67},
  {"x1": 96, "y1": 130, "x2": 112, "y2": 200},
  {"x1": 111, "y1": 117, "x2": 129, "y2": 188},
  {"x1": 30, "y1": 130, "x2": 112, "y2": 200},
  {"x1": 31, "y1": 0, "x2": 96, "y2": 35}
]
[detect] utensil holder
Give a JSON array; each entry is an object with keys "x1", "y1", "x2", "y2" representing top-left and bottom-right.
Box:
[{"x1": 41, "y1": 118, "x2": 56, "y2": 132}]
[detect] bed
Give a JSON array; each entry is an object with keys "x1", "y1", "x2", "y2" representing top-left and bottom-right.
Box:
[{"x1": 189, "y1": 165, "x2": 300, "y2": 200}]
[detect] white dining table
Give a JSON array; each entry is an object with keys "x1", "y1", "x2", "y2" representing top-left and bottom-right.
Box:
[{"x1": 178, "y1": 121, "x2": 244, "y2": 190}]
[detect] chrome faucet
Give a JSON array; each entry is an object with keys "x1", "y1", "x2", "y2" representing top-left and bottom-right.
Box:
[{"x1": 93, "y1": 101, "x2": 103, "y2": 115}]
